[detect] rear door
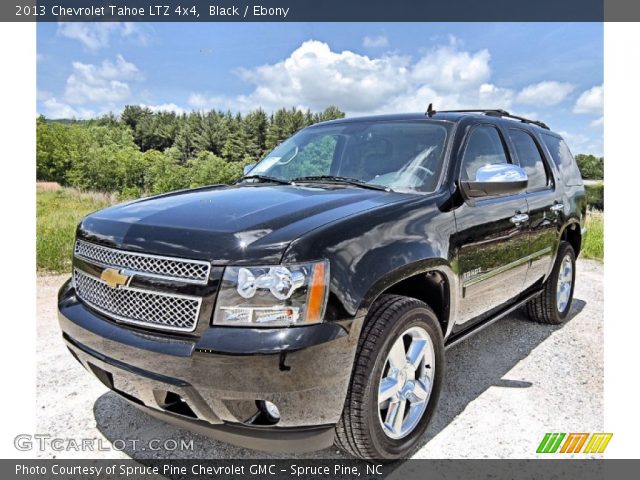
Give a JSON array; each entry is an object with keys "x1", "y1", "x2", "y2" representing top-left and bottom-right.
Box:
[
  {"x1": 453, "y1": 124, "x2": 530, "y2": 333},
  {"x1": 506, "y1": 128, "x2": 561, "y2": 288}
]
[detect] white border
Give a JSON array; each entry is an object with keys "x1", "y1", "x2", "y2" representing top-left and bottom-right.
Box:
[
  {"x1": 604, "y1": 22, "x2": 640, "y2": 459},
  {"x1": 0, "y1": 22, "x2": 36, "y2": 458},
  {"x1": 0, "y1": 20, "x2": 639, "y2": 460}
]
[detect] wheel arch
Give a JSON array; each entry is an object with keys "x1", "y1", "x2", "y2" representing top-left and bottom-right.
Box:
[
  {"x1": 358, "y1": 260, "x2": 458, "y2": 341},
  {"x1": 560, "y1": 219, "x2": 582, "y2": 257}
]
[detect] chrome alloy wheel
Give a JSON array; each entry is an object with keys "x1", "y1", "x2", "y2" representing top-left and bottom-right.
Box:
[
  {"x1": 556, "y1": 254, "x2": 573, "y2": 313},
  {"x1": 377, "y1": 326, "x2": 435, "y2": 439}
]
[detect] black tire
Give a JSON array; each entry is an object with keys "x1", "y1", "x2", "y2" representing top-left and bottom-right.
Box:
[
  {"x1": 525, "y1": 241, "x2": 576, "y2": 325},
  {"x1": 335, "y1": 295, "x2": 445, "y2": 460}
]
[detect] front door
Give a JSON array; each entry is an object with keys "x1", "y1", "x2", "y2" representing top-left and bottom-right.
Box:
[{"x1": 452, "y1": 124, "x2": 531, "y2": 333}]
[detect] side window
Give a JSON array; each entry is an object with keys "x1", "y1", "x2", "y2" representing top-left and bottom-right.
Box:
[
  {"x1": 461, "y1": 126, "x2": 508, "y2": 181},
  {"x1": 541, "y1": 133, "x2": 583, "y2": 186},
  {"x1": 508, "y1": 129, "x2": 550, "y2": 191}
]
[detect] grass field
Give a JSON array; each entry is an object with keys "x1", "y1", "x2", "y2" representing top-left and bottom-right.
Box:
[
  {"x1": 581, "y1": 209, "x2": 604, "y2": 261},
  {"x1": 36, "y1": 184, "x2": 604, "y2": 274},
  {"x1": 37, "y1": 184, "x2": 115, "y2": 273},
  {"x1": 584, "y1": 181, "x2": 604, "y2": 210}
]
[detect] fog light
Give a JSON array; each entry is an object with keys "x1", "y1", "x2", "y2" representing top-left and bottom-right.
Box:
[
  {"x1": 220, "y1": 306, "x2": 299, "y2": 325},
  {"x1": 220, "y1": 307, "x2": 252, "y2": 324},
  {"x1": 261, "y1": 400, "x2": 280, "y2": 421},
  {"x1": 253, "y1": 307, "x2": 299, "y2": 324}
]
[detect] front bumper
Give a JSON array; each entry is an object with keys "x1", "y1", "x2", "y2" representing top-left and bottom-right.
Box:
[{"x1": 58, "y1": 279, "x2": 363, "y2": 453}]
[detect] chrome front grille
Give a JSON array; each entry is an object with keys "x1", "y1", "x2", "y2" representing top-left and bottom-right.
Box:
[
  {"x1": 73, "y1": 269, "x2": 201, "y2": 333},
  {"x1": 74, "y1": 240, "x2": 210, "y2": 284}
]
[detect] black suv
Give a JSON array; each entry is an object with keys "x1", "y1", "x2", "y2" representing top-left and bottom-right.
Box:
[{"x1": 58, "y1": 109, "x2": 586, "y2": 459}]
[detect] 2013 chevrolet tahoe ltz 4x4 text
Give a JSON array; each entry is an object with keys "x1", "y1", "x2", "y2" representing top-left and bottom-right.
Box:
[{"x1": 58, "y1": 108, "x2": 586, "y2": 459}]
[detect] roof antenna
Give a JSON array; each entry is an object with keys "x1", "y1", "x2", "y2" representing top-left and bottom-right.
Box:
[{"x1": 426, "y1": 103, "x2": 436, "y2": 117}]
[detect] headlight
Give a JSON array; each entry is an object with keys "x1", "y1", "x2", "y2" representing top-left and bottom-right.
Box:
[{"x1": 213, "y1": 260, "x2": 329, "y2": 327}]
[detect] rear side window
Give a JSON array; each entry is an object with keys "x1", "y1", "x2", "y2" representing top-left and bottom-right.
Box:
[
  {"x1": 461, "y1": 126, "x2": 508, "y2": 181},
  {"x1": 541, "y1": 133, "x2": 583, "y2": 186},
  {"x1": 508, "y1": 129, "x2": 550, "y2": 191}
]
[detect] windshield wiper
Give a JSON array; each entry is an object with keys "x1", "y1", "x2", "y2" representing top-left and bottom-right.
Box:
[
  {"x1": 238, "y1": 174, "x2": 292, "y2": 185},
  {"x1": 291, "y1": 175, "x2": 392, "y2": 192}
]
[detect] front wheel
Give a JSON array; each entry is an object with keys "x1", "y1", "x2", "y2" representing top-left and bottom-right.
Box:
[{"x1": 335, "y1": 295, "x2": 444, "y2": 460}]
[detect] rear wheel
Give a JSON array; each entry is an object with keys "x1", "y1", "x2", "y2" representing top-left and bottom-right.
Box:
[
  {"x1": 525, "y1": 241, "x2": 576, "y2": 324},
  {"x1": 335, "y1": 295, "x2": 444, "y2": 460}
]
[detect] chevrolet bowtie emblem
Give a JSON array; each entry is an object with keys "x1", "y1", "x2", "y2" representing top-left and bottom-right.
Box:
[{"x1": 100, "y1": 268, "x2": 130, "y2": 289}]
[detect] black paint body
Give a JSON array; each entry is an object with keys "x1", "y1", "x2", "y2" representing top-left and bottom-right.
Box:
[{"x1": 58, "y1": 112, "x2": 586, "y2": 452}]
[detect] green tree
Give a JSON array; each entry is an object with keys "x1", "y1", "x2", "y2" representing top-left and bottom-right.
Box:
[
  {"x1": 283, "y1": 107, "x2": 307, "y2": 137},
  {"x1": 121, "y1": 105, "x2": 150, "y2": 135},
  {"x1": 93, "y1": 113, "x2": 120, "y2": 127},
  {"x1": 65, "y1": 124, "x2": 139, "y2": 192},
  {"x1": 222, "y1": 114, "x2": 249, "y2": 162},
  {"x1": 37, "y1": 116, "x2": 72, "y2": 183},
  {"x1": 173, "y1": 123, "x2": 197, "y2": 164},
  {"x1": 191, "y1": 111, "x2": 227, "y2": 155},
  {"x1": 243, "y1": 109, "x2": 268, "y2": 159},
  {"x1": 315, "y1": 105, "x2": 345, "y2": 122},
  {"x1": 265, "y1": 109, "x2": 289, "y2": 151},
  {"x1": 575, "y1": 154, "x2": 604, "y2": 180},
  {"x1": 146, "y1": 148, "x2": 191, "y2": 194},
  {"x1": 135, "y1": 111, "x2": 180, "y2": 151},
  {"x1": 36, "y1": 104, "x2": 350, "y2": 196}
]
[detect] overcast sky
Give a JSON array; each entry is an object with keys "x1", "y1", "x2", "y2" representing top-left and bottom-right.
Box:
[{"x1": 37, "y1": 22, "x2": 603, "y2": 155}]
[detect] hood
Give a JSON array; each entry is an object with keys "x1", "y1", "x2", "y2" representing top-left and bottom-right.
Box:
[{"x1": 77, "y1": 184, "x2": 407, "y2": 264}]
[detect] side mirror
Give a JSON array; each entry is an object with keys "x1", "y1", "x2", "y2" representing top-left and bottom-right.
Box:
[
  {"x1": 461, "y1": 163, "x2": 528, "y2": 198},
  {"x1": 243, "y1": 163, "x2": 256, "y2": 175}
]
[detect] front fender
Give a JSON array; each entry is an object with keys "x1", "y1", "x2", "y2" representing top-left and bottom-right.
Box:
[
  {"x1": 281, "y1": 193, "x2": 458, "y2": 325},
  {"x1": 359, "y1": 259, "x2": 459, "y2": 337}
]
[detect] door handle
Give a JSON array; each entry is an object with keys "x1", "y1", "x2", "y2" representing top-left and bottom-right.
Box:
[
  {"x1": 510, "y1": 213, "x2": 529, "y2": 225},
  {"x1": 550, "y1": 203, "x2": 564, "y2": 213}
]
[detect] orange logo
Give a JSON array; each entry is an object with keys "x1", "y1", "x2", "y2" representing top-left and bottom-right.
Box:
[
  {"x1": 537, "y1": 433, "x2": 612, "y2": 454},
  {"x1": 100, "y1": 268, "x2": 130, "y2": 289}
]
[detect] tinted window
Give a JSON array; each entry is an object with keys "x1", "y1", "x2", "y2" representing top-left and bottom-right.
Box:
[
  {"x1": 251, "y1": 121, "x2": 451, "y2": 193},
  {"x1": 508, "y1": 129, "x2": 549, "y2": 191},
  {"x1": 461, "y1": 126, "x2": 508, "y2": 181},
  {"x1": 541, "y1": 133, "x2": 583, "y2": 186},
  {"x1": 265, "y1": 134, "x2": 337, "y2": 179}
]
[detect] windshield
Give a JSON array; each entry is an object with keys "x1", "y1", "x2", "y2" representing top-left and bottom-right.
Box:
[{"x1": 247, "y1": 120, "x2": 451, "y2": 193}]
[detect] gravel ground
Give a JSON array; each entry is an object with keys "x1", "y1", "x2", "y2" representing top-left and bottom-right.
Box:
[{"x1": 36, "y1": 259, "x2": 603, "y2": 459}]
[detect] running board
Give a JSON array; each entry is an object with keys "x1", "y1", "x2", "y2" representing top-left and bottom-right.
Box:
[{"x1": 444, "y1": 289, "x2": 543, "y2": 350}]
